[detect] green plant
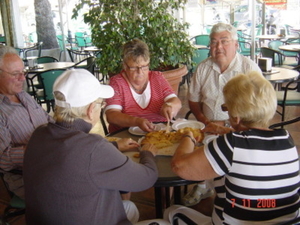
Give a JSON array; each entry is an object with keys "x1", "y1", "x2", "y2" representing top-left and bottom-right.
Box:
[{"x1": 72, "y1": 0, "x2": 194, "y2": 75}]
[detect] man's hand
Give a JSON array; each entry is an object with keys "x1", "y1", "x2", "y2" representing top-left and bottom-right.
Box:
[
  {"x1": 140, "y1": 143, "x2": 158, "y2": 157},
  {"x1": 117, "y1": 138, "x2": 139, "y2": 152}
]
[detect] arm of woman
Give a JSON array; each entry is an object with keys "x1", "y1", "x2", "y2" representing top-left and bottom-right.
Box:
[
  {"x1": 105, "y1": 109, "x2": 154, "y2": 132},
  {"x1": 160, "y1": 97, "x2": 182, "y2": 120},
  {"x1": 171, "y1": 132, "x2": 219, "y2": 181}
]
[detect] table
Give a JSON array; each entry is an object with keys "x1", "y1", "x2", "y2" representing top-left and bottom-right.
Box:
[
  {"x1": 278, "y1": 44, "x2": 300, "y2": 65},
  {"x1": 84, "y1": 46, "x2": 101, "y2": 56},
  {"x1": 264, "y1": 67, "x2": 299, "y2": 90},
  {"x1": 108, "y1": 128, "x2": 199, "y2": 218},
  {"x1": 27, "y1": 62, "x2": 75, "y2": 73},
  {"x1": 256, "y1": 35, "x2": 298, "y2": 48},
  {"x1": 194, "y1": 44, "x2": 209, "y2": 49}
]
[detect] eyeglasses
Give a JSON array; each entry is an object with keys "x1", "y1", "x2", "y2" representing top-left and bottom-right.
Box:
[
  {"x1": 124, "y1": 62, "x2": 149, "y2": 72},
  {"x1": 221, "y1": 104, "x2": 228, "y2": 112},
  {"x1": 95, "y1": 101, "x2": 107, "y2": 109},
  {"x1": 210, "y1": 39, "x2": 233, "y2": 47},
  {"x1": 0, "y1": 68, "x2": 28, "y2": 78}
]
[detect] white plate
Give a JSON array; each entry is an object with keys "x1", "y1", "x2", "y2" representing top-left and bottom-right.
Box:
[
  {"x1": 128, "y1": 123, "x2": 166, "y2": 136},
  {"x1": 172, "y1": 120, "x2": 205, "y2": 131},
  {"x1": 128, "y1": 127, "x2": 147, "y2": 136}
]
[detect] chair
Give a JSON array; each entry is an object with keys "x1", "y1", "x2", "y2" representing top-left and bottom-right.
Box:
[
  {"x1": 269, "y1": 116, "x2": 300, "y2": 129},
  {"x1": 269, "y1": 40, "x2": 299, "y2": 62},
  {"x1": 172, "y1": 213, "x2": 197, "y2": 225},
  {"x1": 100, "y1": 109, "x2": 109, "y2": 136},
  {"x1": 0, "y1": 170, "x2": 25, "y2": 224},
  {"x1": 260, "y1": 47, "x2": 285, "y2": 66},
  {"x1": 35, "y1": 69, "x2": 66, "y2": 112},
  {"x1": 276, "y1": 78, "x2": 300, "y2": 121},
  {"x1": 37, "y1": 56, "x2": 59, "y2": 63},
  {"x1": 23, "y1": 41, "x2": 43, "y2": 60},
  {"x1": 72, "y1": 56, "x2": 95, "y2": 74},
  {"x1": 67, "y1": 48, "x2": 91, "y2": 63},
  {"x1": 74, "y1": 32, "x2": 86, "y2": 50},
  {"x1": 190, "y1": 35, "x2": 210, "y2": 47}
]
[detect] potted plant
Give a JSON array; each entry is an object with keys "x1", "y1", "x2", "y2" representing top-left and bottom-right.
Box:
[{"x1": 72, "y1": 0, "x2": 194, "y2": 92}]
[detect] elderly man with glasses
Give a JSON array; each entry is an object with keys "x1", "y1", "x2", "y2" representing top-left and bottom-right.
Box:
[
  {"x1": 183, "y1": 23, "x2": 263, "y2": 208},
  {"x1": 0, "y1": 45, "x2": 53, "y2": 199}
]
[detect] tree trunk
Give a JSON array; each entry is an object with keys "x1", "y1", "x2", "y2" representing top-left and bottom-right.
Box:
[{"x1": 34, "y1": 0, "x2": 58, "y2": 49}]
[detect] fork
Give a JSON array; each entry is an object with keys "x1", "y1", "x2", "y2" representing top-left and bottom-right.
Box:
[{"x1": 166, "y1": 119, "x2": 170, "y2": 133}]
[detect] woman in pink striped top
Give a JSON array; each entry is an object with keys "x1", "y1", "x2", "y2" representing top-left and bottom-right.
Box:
[{"x1": 105, "y1": 39, "x2": 182, "y2": 133}]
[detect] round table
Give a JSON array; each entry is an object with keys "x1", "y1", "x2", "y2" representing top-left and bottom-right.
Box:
[
  {"x1": 264, "y1": 67, "x2": 299, "y2": 84},
  {"x1": 27, "y1": 62, "x2": 75, "y2": 73},
  {"x1": 108, "y1": 128, "x2": 199, "y2": 218}
]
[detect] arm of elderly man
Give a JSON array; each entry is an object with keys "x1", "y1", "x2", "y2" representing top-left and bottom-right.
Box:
[{"x1": 0, "y1": 91, "x2": 53, "y2": 171}]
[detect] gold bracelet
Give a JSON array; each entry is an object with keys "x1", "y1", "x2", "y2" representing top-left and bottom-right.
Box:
[{"x1": 182, "y1": 135, "x2": 196, "y2": 145}]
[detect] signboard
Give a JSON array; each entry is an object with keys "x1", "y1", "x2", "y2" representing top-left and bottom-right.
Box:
[{"x1": 263, "y1": 0, "x2": 287, "y2": 9}]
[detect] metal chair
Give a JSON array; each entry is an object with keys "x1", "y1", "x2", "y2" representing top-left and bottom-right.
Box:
[
  {"x1": 66, "y1": 48, "x2": 91, "y2": 63},
  {"x1": 0, "y1": 170, "x2": 25, "y2": 224},
  {"x1": 23, "y1": 41, "x2": 43, "y2": 60},
  {"x1": 34, "y1": 69, "x2": 66, "y2": 112},
  {"x1": 72, "y1": 56, "x2": 95, "y2": 74},
  {"x1": 37, "y1": 56, "x2": 59, "y2": 63},
  {"x1": 276, "y1": 78, "x2": 300, "y2": 121},
  {"x1": 260, "y1": 47, "x2": 285, "y2": 66}
]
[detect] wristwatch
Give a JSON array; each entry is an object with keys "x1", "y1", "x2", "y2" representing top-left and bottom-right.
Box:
[{"x1": 224, "y1": 120, "x2": 231, "y2": 127}]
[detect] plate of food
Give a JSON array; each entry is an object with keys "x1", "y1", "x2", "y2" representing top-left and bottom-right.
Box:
[
  {"x1": 128, "y1": 123, "x2": 166, "y2": 136},
  {"x1": 172, "y1": 120, "x2": 205, "y2": 131},
  {"x1": 139, "y1": 128, "x2": 204, "y2": 156}
]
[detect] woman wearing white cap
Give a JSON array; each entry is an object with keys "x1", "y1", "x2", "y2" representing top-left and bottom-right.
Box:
[{"x1": 23, "y1": 69, "x2": 162, "y2": 225}]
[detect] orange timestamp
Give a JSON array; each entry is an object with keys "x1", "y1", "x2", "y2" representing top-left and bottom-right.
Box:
[{"x1": 231, "y1": 198, "x2": 276, "y2": 208}]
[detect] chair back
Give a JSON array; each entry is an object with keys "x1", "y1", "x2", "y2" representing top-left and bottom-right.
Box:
[
  {"x1": 36, "y1": 69, "x2": 66, "y2": 112},
  {"x1": 67, "y1": 48, "x2": 91, "y2": 63},
  {"x1": 191, "y1": 48, "x2": 210, "y2": 73},
  {"x1": 268, "y1": 40, "x2": 284, "y2": 51},
  {"x1": 260, "y1": 47, "x2": 283, "y2": 66},
  {"x1": 192, "y1": 35, "x2": 210, "y2": 46},
  {"x1": 37, "y1": 56, "x2": 58, "y2": 64},
  {"x1": 73, "y1": 56, "x2": 95, "y2": 74},
  {"x1": 24, "y1": 42, "x2": 43, "y2": 59}
]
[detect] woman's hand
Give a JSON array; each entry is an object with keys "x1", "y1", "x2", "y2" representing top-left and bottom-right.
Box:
[
  {"x1": 117, "y1": 138, "x2": 139, "y2": 152},
  {"x1": 140, "y1": 143, "x2": 158, "y2": 157},
  {"x1": 136, "y1": 118, "x2": 155, "y2": 132},
  {"x1": 160, "y1": 102, "x2": 173, "y2": 121}
]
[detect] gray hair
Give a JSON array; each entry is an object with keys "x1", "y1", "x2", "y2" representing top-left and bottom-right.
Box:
[
  {"x1": 210, "y1": 23, "x2": 238, "y2": 41},
  {"x1": 122, "y1": 38, "x2": 150, "y2": 64},
  {"x1": 0, "y1": 46, "x2": 19, "y2": 67},
  {"x1": 53, "y1": 91, "x2": 101, "y2": 123}
]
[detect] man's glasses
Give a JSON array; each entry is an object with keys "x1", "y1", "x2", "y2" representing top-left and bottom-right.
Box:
[
  {"x1": 0, "y1": 68, "x2": 28, "y2": 78},
  {"x1": 210, "y1": 39, "x2": 233, "y2": 47},
  {"x1": 124, "y1": 62, "x2": 149, "y2": 72},
  {"x1": 95, "y1": 101, "x2": 107, "y2": 109}
]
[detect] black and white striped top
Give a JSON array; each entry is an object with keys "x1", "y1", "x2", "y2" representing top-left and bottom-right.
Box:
[{"x1": 205, "y1": 128, "x2": 300, "y2": 224}]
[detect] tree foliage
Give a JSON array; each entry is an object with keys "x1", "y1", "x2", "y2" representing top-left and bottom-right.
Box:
[{"x1": 72, "y1": 0, "x2": 194, "y2": 75}]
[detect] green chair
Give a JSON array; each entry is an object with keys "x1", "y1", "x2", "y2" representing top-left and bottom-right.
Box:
[
  {"x1": 260, "y1": 47, "x2": 284, "y2": 66},
  {"x1": 37, "y1": 56, "x2": 58, "y2": 63},
  {"x1": 75, "y1": 32, "x2": 86, "y2": 50},
  {"x1": 191, "y1": 48, "x2": 210, "y2": 73},
  {"x1": 191, "y1": 35, "x2": 210, "y2": 47},
  {"x1": 72, "y1": 56, "x2": 95, "y2": 74},
  {"x1": 269, "y1": 40, "x2": 298, "y2": 60},
  {"x1": 35, "y1": 69, "x2": 66, "y2": 112}
]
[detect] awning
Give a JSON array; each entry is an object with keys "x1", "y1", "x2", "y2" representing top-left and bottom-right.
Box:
[{"x1": 263, "y1": 0, "x2": 287, "y2": 9}]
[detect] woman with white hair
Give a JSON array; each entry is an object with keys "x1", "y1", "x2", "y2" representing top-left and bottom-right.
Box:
[{"x1": 170, "y1": 71, "x2": 300, "y2": 224}]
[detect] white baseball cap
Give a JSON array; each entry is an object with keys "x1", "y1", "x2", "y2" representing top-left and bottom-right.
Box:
[{"x1": 53, "y1": 68, "x2": 114, "y2": 108}]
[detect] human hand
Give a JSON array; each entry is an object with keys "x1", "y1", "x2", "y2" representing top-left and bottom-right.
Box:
[
  {"x1": 203, "y1": 122, "x2": 234, "y2": 135},
  {"x1": 160, "y1": 102, "x2": 173, "y2": 121},
  {"x1": 136, "y1": 118, "x2": 155, "y2": 132},
  {"x1": 140, "y1": 143, "x2": 158, "y2": 157},
  {"x1": 117, "y1": 138, "x2": 140, "y2": 152}
]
